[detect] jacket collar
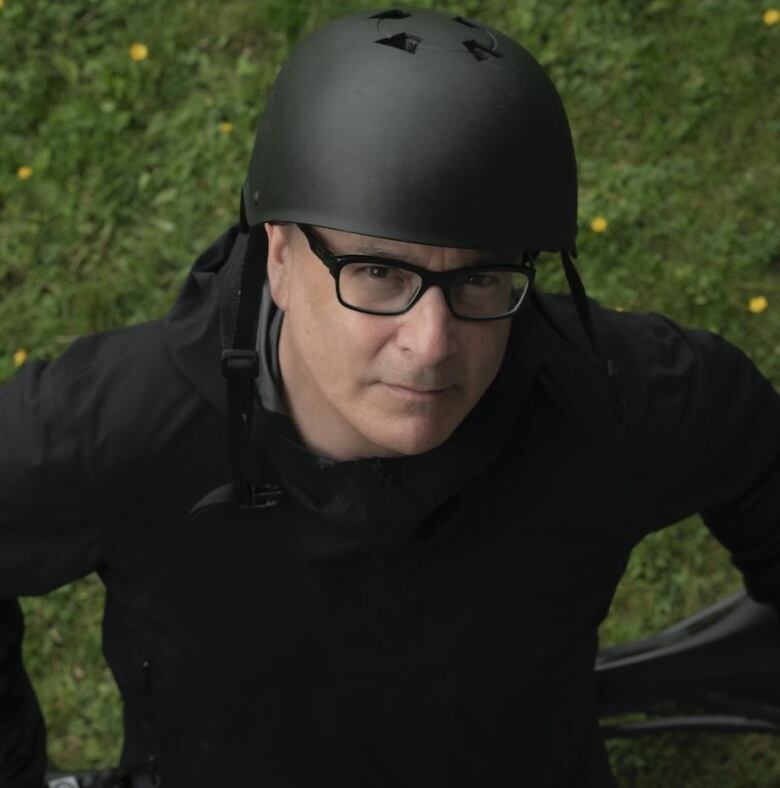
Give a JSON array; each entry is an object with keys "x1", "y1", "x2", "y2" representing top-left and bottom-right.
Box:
[{"x1": 162, "y1": 226, "x2": 617, "y2": 550}]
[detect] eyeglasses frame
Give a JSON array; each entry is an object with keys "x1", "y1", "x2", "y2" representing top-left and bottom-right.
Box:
[{"x1": 294, "y1": 223, "x2": 536, "y2": 321}]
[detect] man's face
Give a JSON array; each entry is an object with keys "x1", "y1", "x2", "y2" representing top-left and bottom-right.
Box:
[{"x1": 265, "y1": 222, "x2": 513, "y2": 461}]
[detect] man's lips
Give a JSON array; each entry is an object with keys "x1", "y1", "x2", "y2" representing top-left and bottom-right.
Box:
[{"x1": 381, "y1": 382, "x2": 453, "y2": 401}]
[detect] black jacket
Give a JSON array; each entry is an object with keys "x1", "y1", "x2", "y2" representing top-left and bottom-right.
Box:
[{"x1": 2, "y1": 225, "x2": 779, "y2": 787}]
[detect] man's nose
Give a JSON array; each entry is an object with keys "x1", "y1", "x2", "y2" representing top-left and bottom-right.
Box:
[{"x1": 395, "y1": 285, "x2": 457, "y2": 365}]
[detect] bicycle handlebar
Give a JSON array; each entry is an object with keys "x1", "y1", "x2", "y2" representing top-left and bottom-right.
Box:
[{"x1": 596, "y1": 589, "x2": 780, "y2": 737}]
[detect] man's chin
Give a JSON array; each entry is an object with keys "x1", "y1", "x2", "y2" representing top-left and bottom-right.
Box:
[{"x1": 363, "y1": 416, "x2": 461, "y2": 458}]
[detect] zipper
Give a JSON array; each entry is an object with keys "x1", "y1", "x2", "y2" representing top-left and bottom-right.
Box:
[{"x1": 142, "y1": 654, "x2": 153, "y2": 724}]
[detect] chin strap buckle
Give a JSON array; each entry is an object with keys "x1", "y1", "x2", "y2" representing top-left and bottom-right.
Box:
[
  {"x1": 240, "y1": 482, "x2": 284, "y2": 510},
  {"x1": 221, "y1": 349, "x2": 259, "y2": 380},
  {"x1": 189, "y1": 481, "x2": 284, "y2": 518}
]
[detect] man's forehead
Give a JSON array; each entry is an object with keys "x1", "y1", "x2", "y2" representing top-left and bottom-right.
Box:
[{"x1": 313, "y1": 225, "x2": 517, "y2": 264}]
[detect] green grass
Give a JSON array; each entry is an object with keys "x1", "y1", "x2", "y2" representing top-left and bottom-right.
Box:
[{"x1": 2, "y1": 0, "x2": 779, "y2": 784}]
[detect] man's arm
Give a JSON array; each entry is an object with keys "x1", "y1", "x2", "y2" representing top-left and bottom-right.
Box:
[
  {"x1": 690, "y1": 332, "x2": 780, "y2": 613},
  {"x1": 0, "y1": 353, "x2": 103, "y2": 787},
  {"x1": 0, "y1": 600, "x2": 47, "y2": 788},
  {"x1": 704, "y1": 452, "x2": 780, "y2": 611},
  {"x1": 644, "y1": 316, "x2": 780, "y2": 612}
]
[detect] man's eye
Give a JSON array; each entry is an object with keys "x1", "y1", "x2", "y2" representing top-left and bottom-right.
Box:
[
  {"x1": 356, "y1": 265, "x2": 403, "y2": 280},
  {"x1": 465, "y1": 273, "x2": 498, "y2": 287}
]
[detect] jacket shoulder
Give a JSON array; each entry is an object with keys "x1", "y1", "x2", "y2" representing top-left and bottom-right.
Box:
[
  {"x1": 23, "y1": 317, "x2": 220, "y2": 497},
  {"x1": 530, "y1": 290, "x2": 778, "y2": 442},
  {"x1": 597, "y1": 302, "x2": 779, "y2": 505}
]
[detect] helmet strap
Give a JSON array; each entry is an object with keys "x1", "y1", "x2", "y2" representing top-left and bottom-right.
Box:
[
  {"x1": 189, "y1": 217, "x2": 284, "y2": 517},
  {"x1": 560, "y1": 249, "x2": 610, "y2": 376},
  {"x1": 209, "y1": 194, "x2": 283, "y2": 511}
]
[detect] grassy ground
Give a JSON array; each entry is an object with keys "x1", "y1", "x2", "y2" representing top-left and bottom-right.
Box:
[{"x1": 1, "y1": 0, "x2": 779, "y2": 784}]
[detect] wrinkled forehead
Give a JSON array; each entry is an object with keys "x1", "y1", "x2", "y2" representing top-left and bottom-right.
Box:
[{"x1": 312, "y1": 224, "x2": 519, "y2": 266}]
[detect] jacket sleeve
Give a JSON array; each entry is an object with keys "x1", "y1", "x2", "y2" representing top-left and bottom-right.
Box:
[
  {"x1": 634, "y1": 314, "x2": 780, "y2": 611},
  {"x1": 0, "y1": 353, "x2": 103, "y2": 786},
  {"x1": 690, "y1": 331, "x2": 780, "y2": 610},
  {"x1": 0, "y1": 600, "x2": 47, "y2": 788}
]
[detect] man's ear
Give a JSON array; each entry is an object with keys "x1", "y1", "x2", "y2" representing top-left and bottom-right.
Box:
[{"x1": 264, "y1": 222, "x2": 293, "y2": 312}]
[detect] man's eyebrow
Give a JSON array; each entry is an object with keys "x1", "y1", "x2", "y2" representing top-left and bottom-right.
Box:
[
  {"x1": 351, "y1": 246, "x2": 407, "y2": 259},
  {"x1": 350, "y1": 245, "x2": 522, "y2": 265}
]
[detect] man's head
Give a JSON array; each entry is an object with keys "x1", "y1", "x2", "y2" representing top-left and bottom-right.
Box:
[
  {"x1": 265, "y1": 222, "x2": 517, "y2": 460},
  {"x1": 232, "y1": 7, "x2": 589, "y2": 460}
]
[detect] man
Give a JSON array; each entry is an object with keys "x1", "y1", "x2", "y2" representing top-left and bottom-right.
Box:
[{"x1": 2, "y1": 7, "x2": 779, "y2": 788}]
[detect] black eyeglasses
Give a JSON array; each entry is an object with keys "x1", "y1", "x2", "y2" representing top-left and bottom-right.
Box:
[{"x1": 295, "y1": 223, "x2": 535, "y2": 321}]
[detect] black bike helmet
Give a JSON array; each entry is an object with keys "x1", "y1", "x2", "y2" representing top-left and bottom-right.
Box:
[
  {"x1": 243, "y1": 6, "x2": 577, "y2": 253},
  {"x1": 193, "y1": 6, "x2": 617, "y2": 515}
]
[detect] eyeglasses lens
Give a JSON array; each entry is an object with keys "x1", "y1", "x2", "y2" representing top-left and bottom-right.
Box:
[{"x1": 338, "y1": 262, "x2": 530, "y2": 318}]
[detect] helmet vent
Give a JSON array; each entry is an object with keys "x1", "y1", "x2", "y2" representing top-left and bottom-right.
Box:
[
  {"x1": 376, "y1": 32, "x2": 421, "y2": 54},
  {"x1": 462, "y1": 39, "x2": 499, "y2": 61},
  {"x1": 369, "y1": 10, "x2": 412, "y2": 20},
  {"x1": 452, "y1": 15, "x2": 479, "y2": 28}
]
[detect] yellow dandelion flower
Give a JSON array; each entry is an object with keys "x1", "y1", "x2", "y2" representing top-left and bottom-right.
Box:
[
  {"x1": 218, "y1": 121, "x2": 234, "y2": 134},
  {"x1": 590, "y1": 215, "x2": 608, "y2": 233},
  {"x1": 129, "y1": 42, "x2": 149, "y2": 62},
  {"x1": 13, "y1": 349, "x2": 28, "y2": 367},
  {"x1": 763, "y1": 8, "x2": 780, "y2": 25},
  {"x1": 17, "y1": 165, "x2": 33, "y2": 180},
  {"x1": 748, "y1": 296, "x2": 769, "y2": 313},
  {"x1": 615, "y1": 306, "x2": 625, "y2": 312}
]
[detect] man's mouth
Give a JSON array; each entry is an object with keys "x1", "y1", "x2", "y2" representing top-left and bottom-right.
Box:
[{"x1": 381, "y1": 382, "x2": 452, "y2": 401}]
